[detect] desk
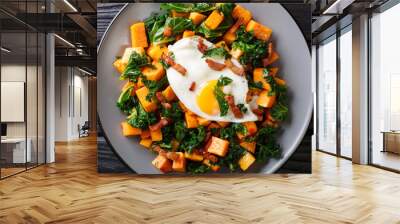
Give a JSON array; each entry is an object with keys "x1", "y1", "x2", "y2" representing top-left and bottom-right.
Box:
[
  {"x1": 382, "y1": 131, "x2": 400, "y2": 154},
  {"x1": 1, "y1": 138, "x2": 31, "y2": 163}
]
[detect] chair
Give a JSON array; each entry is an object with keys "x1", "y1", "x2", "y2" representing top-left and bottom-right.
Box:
[{"x1": 78, "y1": 121, "x2": 90, "y2": 138}]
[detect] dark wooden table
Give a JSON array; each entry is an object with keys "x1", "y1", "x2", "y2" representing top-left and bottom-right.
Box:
[{"x1": 97, "y1": 2, "x2": 312, "y2": 174}]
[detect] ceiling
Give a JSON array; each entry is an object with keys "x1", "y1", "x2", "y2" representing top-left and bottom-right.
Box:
[{"x1": 0, "y1": 0, "x2": 96, "y2": 74}]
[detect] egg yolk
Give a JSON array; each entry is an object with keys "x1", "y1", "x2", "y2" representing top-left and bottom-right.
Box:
[{"x1": 196, "y1": 80, "x2": 220, "y2": 115}]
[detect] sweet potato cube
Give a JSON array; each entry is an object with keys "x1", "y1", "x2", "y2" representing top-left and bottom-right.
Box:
[
  {"x1": 269, "y1": 67, "x2": 279, "y2": 76},
  {"x1": 172, "y1": 152, "x2": 186, "y2": 172},
  {"x1": 246, "y1": 20, "x2": 272, "y2": 41},
  {"x1": 147, "y1": 45, "x2": 168, "y2": 61},
  {"x1": 183, "y1": 30, "x2": 195, "y2": 38},
  {"x1": 240, "y1": 141, "x2": 256, "y2": 154},
  {"x1": 184, "y1": 152, "x2": 204, "y2": 162},
  {"x1": 150, "y1": 129, "x2": 163, "y2": 142},
  {"x1": 244, "y1": 122, "x2": 257, "y2": 136},
  {"x1": 203, "y1": 159, "x2": 220, "y2": 172},
  {"x1": 207, "y1": 136, "x2": 229, "y2": 157},
  {"x1": 140, "y1": 129, "x2": 151, "y2": 139},
  {"x1": 152, "y1": 155, "x2": 172, "y2": 173},
  {"x1": 223, "y1": 29, "x2": 237, "y2": 44},
  {"x1": 130, "y1": 22, "x2": 148, "y2": 48},
  {"x1": 204, "y1": 10, "x2": 224, "y2": 30},
  {"x1": 136, "y1": 77, "x2": 144, "y2": 88},
  {"x1": 232, "y1": 4, "x2": 252, "y2": 25},
  {"x1": 121, "y1": 47, "x2": 145, "y2": 64},
  {"x1": 185, "y1": 113, "x2": 198, "y2": 128},
  {"x1": 197, "y1": 117, "x2": 211, "y2": 126},
  {"x1": 136, "y1": 86, "x2": 157, "y2": 112},
  {"x1": 217, "y1": 121, "x2": 230, "y2": 128},
  {"x1": 162, "y1": 86, "x2": 177, "y2": 101},
  {"x1": 189, "y1": 12, "x2": 206, "y2": 25},
  {"x1": 257, "y1": 90, "x2": 276, "y2": 108},
  {"x1": 142, "y1": 61, "x2": 165, "y2": 81},
  {"x1": 139, "y1": 138, "x2": 152, "y2": 148},
  {"x1": 237, "y1": 122, "x2": 257, "y2": 139},
  {"x1": 265, "y1": 51, "x2": 280, "y2": 66},
  {"x1": 275, "y1": 77, "x2": 286, "y2": 86},
  {"x1": 121, "y1": 121, "x2": 142, "y2": 136},
  {"x1": 239, "y1": 152, "x2": 256, "y2": 171},
  {"x1": 230, "y1": 48, "x2": 243, "y2": 59},
  {"x1": 172, "y1": 10, "x2": 189, "y2": 18},
  {"x1": 253, "y1": 68, "x2": 271, "y2": 91},
  {"x1": 113, "y1": 59, "x2": 126, "y2": 73}
]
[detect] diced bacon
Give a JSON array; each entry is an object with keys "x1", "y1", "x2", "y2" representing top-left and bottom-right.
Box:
[
  {"x1": 197, "y1": 37, "x2": 208, "y2": 53},
  {"x1": 161, "y1": 53, "x2": 187, "y2": 75},
  {"x1": 189, "y1": 82, "x2": 196, "y2": 91},
  {"x1": 149, "y1": 118, "x2": 170, "y2": 131},
  {"x1": 224, "y1": 95, "x2": 243, "y2": 118},
  {"x1": 225, "y1": 59, "x2": 245, "y2": 76},
  {"x1": 205, "y1": 59, "x2": 226, "y2": 71},
  {"x1": 163, "y1": 26, "x2": 172, "y2": 37}
]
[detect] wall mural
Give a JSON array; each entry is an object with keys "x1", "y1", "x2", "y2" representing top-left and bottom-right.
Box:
[{"x1": 97, "y1": 2, "x2": 312, "y2": 174}]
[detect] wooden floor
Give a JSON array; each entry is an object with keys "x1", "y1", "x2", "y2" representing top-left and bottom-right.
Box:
[{"x1": 0, "y1": 136, "x2": 399, "y2": 224}]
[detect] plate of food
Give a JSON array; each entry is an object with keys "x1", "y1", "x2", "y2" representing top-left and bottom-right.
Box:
[{"x1": 97, "y1": 3, "x2": 312, "y2": 174}]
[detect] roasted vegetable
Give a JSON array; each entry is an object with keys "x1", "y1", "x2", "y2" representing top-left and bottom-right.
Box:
[
  {"x1": 120, "y1": 51, "x2": 150, "y2": 82},
  {"x1": 147, "y1": 17, "x2": 194, "y2": 45},
  {"x1": 117, "y1": 84, "x2": 137, "y2": 114},
  {"x1": 160, "y1": 3, "x2": 215, "y2": 13},
  {"x1": 204, "y1": 10, "x2": 224, "y2": 30},
  {"x1": 189, "y1": 12, "x2": 206, "y2": 25},
  {"x1": 238, "y1": 151, "x2": 256, "y2": 171},
  {"x1": 246, "y1": 20, "x2": 272, "y2": 41},
  {"x1": 121, "y1": 121, "x2": 142, "y2": 136},
  {"x1": 203, "y1": 47, "x2": 230, "y2": 59},
  {"x1": 232, "y1": 26, "x2": 268, "y2": 67},
  {"x1": 152, "y1": 154, "x2": 172, "y2": 172},
  {"x1": 197, "y1": 3, "x2": 234, "y2": 39},
  {"x1": 214, "y1": 76, "x2": 233, "y2": 116},
  {"x1": 127, "y1": 104, "x2": 157, "y2": 129},
  {"x1": 142, "y1": 61, "x2": 165, "y2": 81},
  {"x1": 130, "y1": 22, "x2": 148, "y2": 47}
]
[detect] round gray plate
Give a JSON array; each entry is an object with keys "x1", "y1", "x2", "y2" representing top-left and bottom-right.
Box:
[{"x1": 97, "y1": 3, "x2": 312, "y2": 174}]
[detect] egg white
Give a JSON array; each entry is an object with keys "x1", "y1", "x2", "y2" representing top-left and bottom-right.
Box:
[{"x1": 166, "y1": 36, "x2": 258, "y2": 123}]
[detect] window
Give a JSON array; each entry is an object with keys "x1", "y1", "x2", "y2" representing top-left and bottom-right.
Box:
[
  {"x1": 317, "y1": 36, "x2": 337, "y2": 154},
  {"x1": 339, "y1": 28, "x2": 352, "y2": 158},
  {"x1": 370, "y1": 3, "x2": 400, "y2": 171}
]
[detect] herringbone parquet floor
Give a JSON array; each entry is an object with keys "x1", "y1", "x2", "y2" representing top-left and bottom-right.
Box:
[{"x1": 0, "y1": 136, "x2": 399, "y2": 224}]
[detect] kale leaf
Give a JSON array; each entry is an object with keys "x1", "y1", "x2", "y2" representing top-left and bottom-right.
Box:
[
  {"x1": 197, "y1": 3, "x2": 234, "y2": 39},
  {"x1": 214, "y1": 76, "x2": 232, "y2": 116},
  {"x1": 142, "y1": 76, "x2": 168, "y2": 101},
  {"x1": 116, "y1": 85, "x2": 137, "y2": 115},
  {"x1": 160, "y1": 3, "x2": 215, "y2": 13},
  {"x1": 179, "y1": 126, "x2": 206, "y2": 153},
  {"x1": 203, "y1": 47, "x2": 230, "y2": 59},
  {"x1": 149, "y1": 17, "x2": 194, "y2": 45},
  {"x1": 232, "y1": 26, "x2": 268, "y2": 67},
  {"x1": 255, "y1": 126, "x2": 281, "y2": 161},
  {"x1": 127, "y1": 104, "x2": 157, "y2": 129},
  {"x1": 187, "y1": 161, "x2": 211, "y2": 174},
  {"x1": 264, "y1": 75, "x2": 289, "y2": 122},
  {"x1": 219, "y1": 142, "x2": 246, "y2": 171},
  {"x1": 120, "y1": 52, "x2": 150, "y2": 81},
  {"x1": 161, "y1": 102, "x2": 184, "y2": 121}
]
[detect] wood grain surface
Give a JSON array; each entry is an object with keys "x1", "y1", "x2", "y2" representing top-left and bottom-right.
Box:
[
  {"x1": 1, "y1": 136, "x2": 400, "y2": 223},
  {"x1": 96, "y1": 2, "x2": 312, "y2": 174}
]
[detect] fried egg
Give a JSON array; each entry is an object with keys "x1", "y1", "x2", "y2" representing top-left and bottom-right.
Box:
[{"x1": 166, "y1": 36, "x2": 258, "y2": 122}]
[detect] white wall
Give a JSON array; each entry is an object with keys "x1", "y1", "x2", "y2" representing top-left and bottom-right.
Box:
[{"x1": 54, "y1": 67, "x2": 89, "y2": 141}]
